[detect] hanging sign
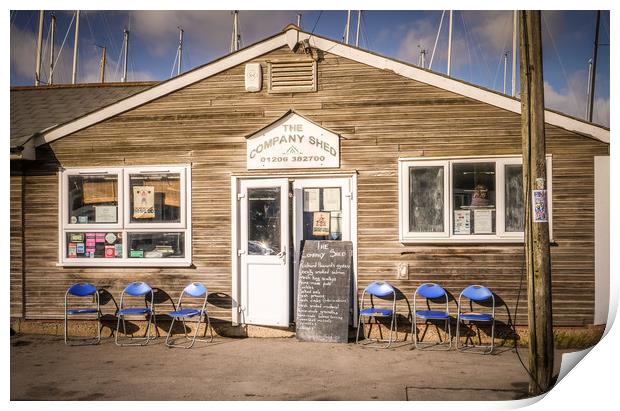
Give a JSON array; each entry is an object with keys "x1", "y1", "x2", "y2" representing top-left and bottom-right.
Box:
[
  {"x1": 133, "y1": 186, "x2": 155, "y2": 219},
  {"x1": 246, "y1": 112, "x2": 340, "y2": 169}
]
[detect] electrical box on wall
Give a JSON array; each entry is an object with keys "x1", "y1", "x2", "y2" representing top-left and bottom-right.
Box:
[
  {"x1": 397, "y1": 263, "x2": 409, "y2": 280},
  {"x1": 245, "y1": 63, "x2": 262, "y2": 92}
]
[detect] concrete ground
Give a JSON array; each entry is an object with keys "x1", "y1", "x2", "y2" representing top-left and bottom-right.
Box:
[{"x1": 10, "y1": 333, "x2": 568, "y2": 401}]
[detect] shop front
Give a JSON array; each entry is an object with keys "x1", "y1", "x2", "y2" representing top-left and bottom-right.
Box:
[
  {"x1": 10, "y1": 25, "x2": 609, "y2": 342},
  {"x1": 231, "y1": 112, "x2": 356, "y2": 327}
]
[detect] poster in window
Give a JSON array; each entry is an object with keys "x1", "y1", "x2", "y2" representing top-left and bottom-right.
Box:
[
  {"x1": 70, "y1": 233, "x2": 84, "y2": 242},
  {"x1": 133, "y1": 186, "x2": 155, "y2": 219},
  {"x1": 104, "y1": 245, "x2": 116, "y2": 258},
  {"x1": 312, "y1": 211, "x2": 330, "y2": 236},
  {"x1": 323, "y1": 188, "x2": 341, "y2": 211},
  {"x1": 532, "y1": 190, "x2": 548, "y2": 223},
  {"x1": 68, "y1": 243, "x2": 77, "y2": 258},
  {"x1": 95, "y1": 205, "x2": 117, "y2": 223},
  {"x1": 304, "y1": 188, "x2": 320, "y2": 212},
  {"x1": 76, "y1": 243, "x2": 85, "y2": 254},
  {"x1": 474, "y1": 209, "x2": 493, "y2": 234},
  {"x1": 454, "y1": 210, "x2": 471, "y2": 234}
]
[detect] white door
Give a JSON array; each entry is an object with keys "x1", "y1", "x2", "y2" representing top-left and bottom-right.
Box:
[
  {"x1": 292, "y1": 178, "x2": 354, "y2": 320},
  {"x1": 239, "y1": 178, "x2": 290, "y2": 326}
]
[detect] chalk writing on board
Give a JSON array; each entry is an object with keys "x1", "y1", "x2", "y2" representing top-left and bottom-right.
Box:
[{"x1": 296, "y1": 240, "x2": 353, "y2": 343}]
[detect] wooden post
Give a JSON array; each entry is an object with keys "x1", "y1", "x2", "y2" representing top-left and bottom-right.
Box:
[{"x1": 519, "y1": 10, "x2": 554, "y2": 396}]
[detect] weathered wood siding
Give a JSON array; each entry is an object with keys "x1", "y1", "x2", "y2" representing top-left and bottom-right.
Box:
[
  {"x1": 10, "y1": 168, "x2": 24, "y2": 317},
  {"x1": 17, "y1": 46, "x2": 608, "y2": 326}
]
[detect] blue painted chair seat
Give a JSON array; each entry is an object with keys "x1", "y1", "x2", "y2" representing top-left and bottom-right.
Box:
[
  {"x1": 118, "y1": 307, "x2": 152, "y2": 316},
  {"x1": 459, "y1": 313, "x2": 493, "y2": 322},
  {"x1": 168, "y1": 309, "x2": 203, "y2": 318},
  {"x1": 415, "y1": 310, "x2": 450, "y2": 319},
  {"x1": 360, "y1": 307, "x2": 393, "y2": 316},
  {"x1": 66, "y1": 308, "x2": 98, "y2": 315}
]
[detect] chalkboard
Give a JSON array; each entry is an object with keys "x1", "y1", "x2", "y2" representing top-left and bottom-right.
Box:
[{"x1": 296, "y1": 240, "x2": 353, "y2": 343}]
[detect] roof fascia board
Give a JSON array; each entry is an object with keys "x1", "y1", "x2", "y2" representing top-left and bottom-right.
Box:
[
  {"x1": 35, "y1": 32, "x2": 289, "y2": 147},
  {"x1": 299, "y1": 32, "x2": 609, "y2": 144}
]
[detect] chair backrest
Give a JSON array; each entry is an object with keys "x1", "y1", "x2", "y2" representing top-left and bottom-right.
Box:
[
  {"x1": 123, "y1": 282, "x2": 152, "y2": 296},
  {"x1": 364, "y1": 281, "x2": 395, "y2": 298},
  {"x1": 461, "y1": 285, "x2": 493, "y2": 302},
  {"x1": 67, "y1": 283, "x2": 97, "y2": 297},
  {"x1": 183, "y1": 282, "x2": 207, "y2": 298},
  {"x1": 416, "y1": 283, "x2": 447, "y2": 299}
]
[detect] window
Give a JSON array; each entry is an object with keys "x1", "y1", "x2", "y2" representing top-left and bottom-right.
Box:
[
  {"x1": 60, "y1": 166, "x2": 191, "y2": 266},
  {"x1": 399, "y1": 156, "x2": 552, "y2": 243}
]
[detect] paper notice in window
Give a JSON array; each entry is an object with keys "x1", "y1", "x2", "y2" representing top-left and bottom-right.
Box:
[
  {"x1": 304, "y1": 188, "x2": 320, "y2": 212},
  {"x1": 312, "y1": 211, "x2": 330, "y2": 236},
  {"x1": 133, "y1": 186, "x2": 155, "y2": 219},
  {"x1": 95, "y1": 205, "x2": 117, "y2": 223},
  {"x1": 454, "y1": 210, "x2": 471, "y2": 234},
  {"x1": 323, "y1": 188, "x2": 341, "y2": 211},
  {"x1": 474, "y1": 209, "x2": 493, "y2": 234}
]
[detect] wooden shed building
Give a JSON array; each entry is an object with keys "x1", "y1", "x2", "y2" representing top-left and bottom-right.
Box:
[{"x1": 10, "y1": 25, "x2": 610, "y2": 342}]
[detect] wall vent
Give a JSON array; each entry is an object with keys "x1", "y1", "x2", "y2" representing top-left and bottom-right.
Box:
[{"x1": 268, "y1": 60, "x2": 317, "y2": 93}]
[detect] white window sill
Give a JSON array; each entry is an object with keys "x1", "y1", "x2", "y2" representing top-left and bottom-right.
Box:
[
  {"x1": 399, "y1": 237, "x2": 525, "y2": 244},
  {"x1": 57, "y1": 260, "x2": 193, "y2": 267}
]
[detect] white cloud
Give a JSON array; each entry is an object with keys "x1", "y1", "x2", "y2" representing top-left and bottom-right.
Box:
[{"x1": 544, "y1": 75, "x2": 610, "y2": 127}]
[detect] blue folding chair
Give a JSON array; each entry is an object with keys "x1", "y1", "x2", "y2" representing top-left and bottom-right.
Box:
[
  {"x1": 356, "y1": 281, "x2": 398, "y2": 348},
  {"x1": 412, "y1": 283, "x2": 452, "y2": 350},
  {"x1": 115, "y1": 282, "x2": 158, "y2": 346},
  {"x1": 456, "y1": 285, "x2": 496, "y2": 354},
  {"x1": 64, "y1": 283, "x2": 101, "y2": 345},
  {"x1": 165, "y1": 282, "x2": 213, "y2": 349}
]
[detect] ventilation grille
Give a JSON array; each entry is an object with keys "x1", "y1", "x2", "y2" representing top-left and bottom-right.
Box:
[{"x1": 268, "y1": 60, "x2": 317, "y2": 93}]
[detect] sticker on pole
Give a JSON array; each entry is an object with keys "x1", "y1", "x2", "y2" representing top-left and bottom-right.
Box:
[{"x1": 532, "y1": 190, "x2": 548, "y2": 223}]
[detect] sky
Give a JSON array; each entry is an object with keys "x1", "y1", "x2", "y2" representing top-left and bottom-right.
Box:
[{"x1": 9, "y1": 9, "x2": 611, "y2": 126}]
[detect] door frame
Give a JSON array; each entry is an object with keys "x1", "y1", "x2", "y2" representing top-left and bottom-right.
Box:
[{"x1": 231, "y1": 172, "x2": 358, "y2": 326}]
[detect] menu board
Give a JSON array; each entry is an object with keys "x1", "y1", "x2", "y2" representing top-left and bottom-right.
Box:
[{"x1": 296, "y1": 240, "x2": 353, "y2": 343}]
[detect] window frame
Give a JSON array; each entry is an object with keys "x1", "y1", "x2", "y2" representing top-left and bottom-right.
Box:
[
  {"x1": 398, "y1": 155, "x2": 553, "y2": 243},
  {"x1": 59, "y1": 165, "x2": 192, "y2": 267}
]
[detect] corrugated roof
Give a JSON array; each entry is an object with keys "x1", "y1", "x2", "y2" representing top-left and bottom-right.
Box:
[{"x1": 10, "y1": 82, "x2": 157, "y2": 148}]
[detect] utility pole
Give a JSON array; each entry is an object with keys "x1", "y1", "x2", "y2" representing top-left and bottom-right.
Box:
[
  {"x1": 345, "y1": 10, "x2": 351, "y2": 44},
  {"x1": 429, "y1": 10, "x2": 445, "y2": 70},
  {"x1": 72, "y1": 10, "x2": 80, "y2": 84},
  {"x1": 503, "y1": 52, "x2": 509, "y2": 94},
  {"x1": 97, "y1": 45, "x2": 106, "y2": 83},
  {"x1": 49, "y1": 13, "x2": 56, "y2": 85},
  {"x1": 512, "y1": 10, "x2": 518, "y2": 97},
  {"x1": 587, "y1": 10, "x2": 601, "y2": 122},
  {"x1": 519, "y1": 10, "x2": 554, "y2": 396},
  {"x1": 122, "y1": 29, "x2": 129, "y2": 82},
  {"x1": 34, "y1": 10, "x2": 44, "y2": 86},
  {"x1": 177, "y1": 27, "x2": 184, "y2": 76},
  {"x1": 447, "y1": 10, "x2": 453, "y2": 76},
  {"x1": 355, "y1": 11, "x2": 361, "y2": 47}
]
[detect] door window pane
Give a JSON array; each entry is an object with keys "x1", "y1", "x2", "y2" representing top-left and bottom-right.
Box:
[
  {"x1": 303, "y1": 187, "x2": 342, "y2": 241},
  {"x1": 248, "y1": 188, "x2": 281, "y2": 255},
  {"x1": 505, "y1": 164, "x2": 524, "y2": 232},
  {"x1": 66, "y1": 232, "x2": 122, "y2": 258},
  {"x1": 452, "y1": 162, "x2": 496, "y2": 235},
  {"x1": 129, "y1": 173, "x2": 181, "y2": 223},
  {"x1": 68, "y1": 175, "x2": 118, "y2": 224},
  {"x1": 409, "y1": 166, "x2": 444, "y2": 232},
  {"x1": 128, "y1": 232, "x2": 185, "y2": 258}
]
